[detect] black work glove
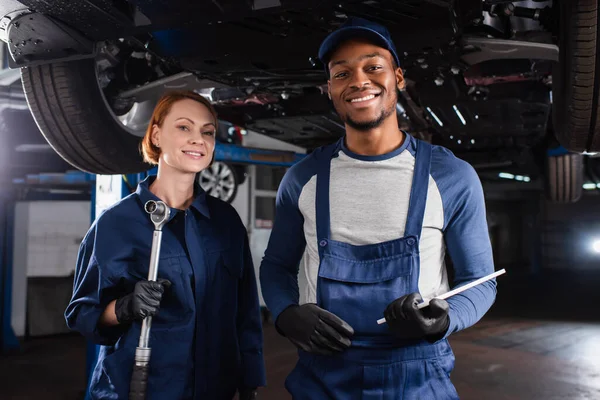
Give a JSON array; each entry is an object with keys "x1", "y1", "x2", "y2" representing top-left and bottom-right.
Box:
[
  {"x1": 384, "y1": 293, "x2": 450, "y2": 342},
  {"x1": 275, "y1": 303, "x2": 354, "y2": 355},
  {"x1": 238, "y1": 387, "x2": 258, "y2": 400},
  {"x1": 115, "y1": 279, "x2": 171, "y2": 324}
]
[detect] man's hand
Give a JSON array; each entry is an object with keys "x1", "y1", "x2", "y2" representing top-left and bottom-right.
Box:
[
  {"x1": 384, "y1": 293, "x2": 450, "y2": 342},
  {"x1": 238, "y1": 387, "x2": 258, "y2": 400},
  {"x1": 115, "y1": 279, "x2": 171, "y2": 324},
  {"x1": 276, "y1": 303, "x2": 354, "y2": 355}
]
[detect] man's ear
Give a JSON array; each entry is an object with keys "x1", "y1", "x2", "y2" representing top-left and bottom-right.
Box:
[
  {"x1": 396, "y1": 67, "x2": 406, "y2": 91},
  {"x1": 327, "y1": 80, "x2": 332, "y2": 100}
]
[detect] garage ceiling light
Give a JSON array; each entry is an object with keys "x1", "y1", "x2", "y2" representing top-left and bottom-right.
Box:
[
  {"x1": 426, "y1": 107, "x2": 444, "y2": 127},
  {"x1": 453, "y1": 105, "x2": 467, "y2": 125},
  {"x1": 498, "y1": 172, "x2": 531, "y2": 182}
]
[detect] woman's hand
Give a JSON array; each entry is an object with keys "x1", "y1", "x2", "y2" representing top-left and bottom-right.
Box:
[{"x1": 111, "y1": 279, "x2": 172, "y2": 325}]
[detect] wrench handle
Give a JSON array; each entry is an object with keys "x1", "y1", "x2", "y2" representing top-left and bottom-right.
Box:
[
  {"x1": 130, "y1": 228, "x2": 163, "y2": 398},
  {"x1": 147, "y1": 231, "x2": 163, "y2": 282},
  {"x1": 129, "y1": 362, "x2": 149, "y2": 400}
]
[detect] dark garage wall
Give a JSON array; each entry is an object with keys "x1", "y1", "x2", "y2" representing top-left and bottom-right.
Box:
[
  {"x1": 485, "y1": 197, "x2": 541, "y2": 274},
  {"x1": 478, "y1": 184, "x2": 600, "y2": 274}
]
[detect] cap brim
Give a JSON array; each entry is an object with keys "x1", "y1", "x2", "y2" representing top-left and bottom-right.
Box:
[{"x1": 318, "y1": 26, "x2": 395, "y2": 66}]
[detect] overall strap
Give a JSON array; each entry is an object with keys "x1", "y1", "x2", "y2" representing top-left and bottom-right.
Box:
[
  {"x1": 315, "y1": 139, "x2": 343, "y2": 261},
  {"x1": 404, "y1": 139, "x2": 433, "y2": 239}
]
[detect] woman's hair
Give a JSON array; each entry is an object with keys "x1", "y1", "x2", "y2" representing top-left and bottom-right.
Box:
[{"x1": 140, "y1": 90, "x2": 218, "y2": 165}]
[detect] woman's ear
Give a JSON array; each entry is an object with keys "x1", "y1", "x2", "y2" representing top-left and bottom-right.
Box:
[{"x1": 151, "y1": 124, "x2": 160, "y2": 147}]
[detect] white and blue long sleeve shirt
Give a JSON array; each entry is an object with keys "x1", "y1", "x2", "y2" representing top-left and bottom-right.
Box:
[{"x1": 260, "y1": 134, "x2": 497, "y2": 338}]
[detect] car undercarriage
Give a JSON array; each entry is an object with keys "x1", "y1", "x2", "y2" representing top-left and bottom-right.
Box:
[{"x1": 0, "y1": 0, "x2": 597, "y2": 202}]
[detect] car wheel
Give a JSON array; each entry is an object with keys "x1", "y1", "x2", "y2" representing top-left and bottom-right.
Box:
[
  {"x1": 20, "y1": 41, "x2": 159, "y2": 174},
  {"x1": 198, "y1": 161, "x2": 239, "y2": 203},
  {"x1": 552, "y1": 0, "x2": 600, "y2": 152},
  {"x1": 545, "y1": 153, "x2": 584, "y2": 203}
]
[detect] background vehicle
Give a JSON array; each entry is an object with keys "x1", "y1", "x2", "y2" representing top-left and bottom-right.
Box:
[{"x1": 0, "y1": 0, "x2": 597, "y2": 202}]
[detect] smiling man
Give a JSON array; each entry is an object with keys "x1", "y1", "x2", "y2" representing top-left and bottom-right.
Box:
[{"x1": 260, "y1": 17, "x2": 498, "y2": 399}]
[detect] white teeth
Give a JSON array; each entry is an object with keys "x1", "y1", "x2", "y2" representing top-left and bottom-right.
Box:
[
  {"x1": 184, "y1": 151, "x2": 202, "y2": 157},
  {"x1": 350, "y1": 94, "x2": 376, "y2": 103}
]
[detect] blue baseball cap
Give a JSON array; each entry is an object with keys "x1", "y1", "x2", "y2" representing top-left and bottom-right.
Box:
[{"x1": 318, "y1": 17, "x2": 401, "y2": 71}]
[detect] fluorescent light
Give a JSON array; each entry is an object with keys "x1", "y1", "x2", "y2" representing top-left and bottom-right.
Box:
[
  {"x1": 426, "y1": 107, "x2": 444, "y2": 126},
  {"x1": 453, "y1": 105, "x2": 467, "y2": 125},
  {"x1": 471, "y1": 139, "x2": 475, "y2": 144},
  {"x1": 524, "y1": 176, "x2": 531, "y2": 182},
  {"x1": 583, "y1": 183, "x2": 597, "y2": 190},
  {"x1": 515, "y1": 175, "x2": 524, "y2": 181},
  {"x1": 499, "y1": 173, "x2": 514, "y2": 179},
  {"x1": 592, "y1": 239, "x2": 600, "y2": 254}
]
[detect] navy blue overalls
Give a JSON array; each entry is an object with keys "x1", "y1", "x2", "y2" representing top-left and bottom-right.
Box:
[{"x1": 285, "y1": 138, "x2": 460, "y2": 399}]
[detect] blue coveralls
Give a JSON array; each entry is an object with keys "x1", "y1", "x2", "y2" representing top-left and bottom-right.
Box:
[
  {"x1": 65, "y1": 176, "x2": 266, "y2": 399},
  {"x1": 284, "y1": 140, "x2": 460, "y2": 399}
]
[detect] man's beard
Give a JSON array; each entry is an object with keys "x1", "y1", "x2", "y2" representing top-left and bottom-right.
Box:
[{"x1": 336, "y1": 91, "x2": 397, "y2": 132}]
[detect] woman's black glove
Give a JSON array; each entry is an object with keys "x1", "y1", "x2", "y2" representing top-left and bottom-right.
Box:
[
  {"x1": 384, "y1": 293, "x2": 450, "y2": 342},
  {"x1": 276, "y1": 303, "x2": 354, "y2": 355},
  {"x1": 115, "y1": 279, "x2": 171, "y2": 324}
]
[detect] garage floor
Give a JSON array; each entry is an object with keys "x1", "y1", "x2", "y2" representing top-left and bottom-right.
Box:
[{"x1": 2, "y1": 270, "x2": 600, "y2": 399}]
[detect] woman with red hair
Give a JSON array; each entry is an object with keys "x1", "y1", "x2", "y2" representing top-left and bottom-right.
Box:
[{"x1": 65, "y1": 90, "x2": 265, "y2": 399}]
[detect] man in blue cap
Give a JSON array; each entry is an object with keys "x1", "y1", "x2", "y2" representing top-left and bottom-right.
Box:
[{"x1": 260, "y1": 17, "x2": 497, "y2": 399}]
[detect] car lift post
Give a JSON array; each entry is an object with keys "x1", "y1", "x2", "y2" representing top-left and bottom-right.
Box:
[
  {"x1": 84, "y1": 171, "x2": 153, "y2": 400},
  {"x1": 0, "y1": 188, "x2": 20, "y2": 354}
]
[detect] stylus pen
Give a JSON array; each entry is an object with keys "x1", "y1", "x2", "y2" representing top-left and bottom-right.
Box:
[{"x1": 376, "y1": 269, "x2": 506, "y2": 325}]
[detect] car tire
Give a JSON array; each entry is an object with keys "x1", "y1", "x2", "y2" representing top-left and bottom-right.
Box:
[
  {"x1": 552, "y1": 0, "x2": 600, "y2": 152},
  {"x1": 198, "y1": 161, "x2": 239, "y2": 203},
  {"x1": 20, "y1": 59, "x2": 150, "y2": 174},
  {"x1": 545, "y1": 153, "x2": 584, "y2": 203}
]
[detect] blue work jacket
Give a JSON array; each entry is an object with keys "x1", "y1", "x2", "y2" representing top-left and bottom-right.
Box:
[{"x1": 65, "y1": 176, "x2": 266, "y2": 399}]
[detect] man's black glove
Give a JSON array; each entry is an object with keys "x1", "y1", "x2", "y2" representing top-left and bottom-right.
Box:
[
  {"x1": 275, "y1": 303, "x2": 354, "y2": 355},
  {"x1": 238, "y1": 387, "x2": 258, "y2": 400},
  {"x1": 115, "y1": 279, "x2": 171, "y2": 324},
  {"x1": 384, "y1": 293, "x2": 450, "y2": 342}
]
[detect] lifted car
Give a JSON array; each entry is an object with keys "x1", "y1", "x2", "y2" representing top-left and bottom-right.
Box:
[{"x1": 0, "y1": 0, "x2": 596, "y2": 202}]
